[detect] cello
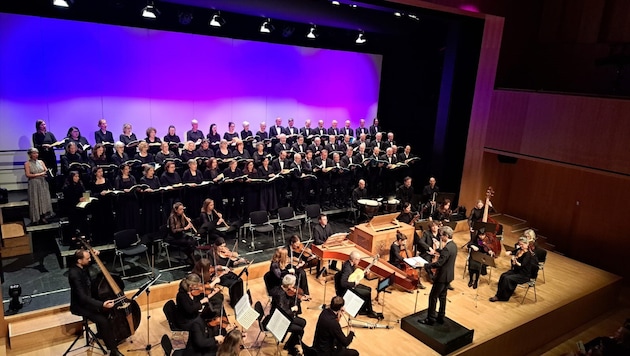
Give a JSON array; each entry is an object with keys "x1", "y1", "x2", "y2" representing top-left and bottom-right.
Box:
[
  {"x1": 481, "y1": 186, "x2": 502, "y2": 256},
  {"x1": 79, "y1": 238, "x2": 142, "y2": 343},
  {"x1": 398, "y1": 232, "x2": 419, "y2": 286}
]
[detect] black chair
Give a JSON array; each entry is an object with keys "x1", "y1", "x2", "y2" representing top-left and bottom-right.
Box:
[
  {"x1": 162, "y1": 300, "x2": 185, "y2": 332},
  {"x1": 277, "y1": 206, "x2": 303, "y2": 242},
  {"x1": 248, "y1": 210, "x2": 276, "y2": 249},
  {"x1": 333, "y1": 270, "x2": 344, "y2": 297},
  {"x1": 304, "y1": 204, "x2": 321, "y2": 240},
  {"x1": 519, "y1": 265, "x2": 540, "y2": 304},
  {"x1": 537, "y1": 248, "x2": 548, "y2": 282},
  {"x1": 161, "y1": 334, "x2": 185, "y2": 356},
  {"x1": 252, "y1": 301, "x2": 273, "y2": 352},
  {"x1": 112, "y1": 229, "x2": 149, "y2": 276}
]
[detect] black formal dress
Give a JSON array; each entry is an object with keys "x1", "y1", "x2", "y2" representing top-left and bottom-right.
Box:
[
  {"x1": 183, "y1": 316, "x2": 220, "y2": 356},
  {"x1": 120, "y1": 133, "x2": 138, "y2": 158},
  {"x1": 175, "y1": 287, "x2": 205, "y2": 331},
  {"x1": 257, "y1": 165, "x2": 278, "y2": 212},
  {"x1": 494, "y1": 251, "x2": 538, "y2": 301},
  {"x1": 138, "y1": 175, "x2": 163, "y2": 235},
  {"x1": 209, "y1": 252, "x2": 244, "y2": 309},
  {"x1": 312, "y1": 308, "x2": 358, "y2": 356},
  {"x1": 113, "y1": 175, "x2": 139, "y2": 231},
  {"x1": 89, "y1": 179, "x2": 114, "y2": 245},
  {"x1": 32, "y1": 131, "x2": 59, "y2": 175},
  {"x1": 198, "y1": 210, "x2": 227, "y2": 245}
]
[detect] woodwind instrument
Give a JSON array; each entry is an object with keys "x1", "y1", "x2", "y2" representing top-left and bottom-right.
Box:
[
  {"x1": 213, "y1": 208, "x2": 229, "y2": 229},
  {"x1": 183, "y1": 212, "x2": 198, "y2": 234}
]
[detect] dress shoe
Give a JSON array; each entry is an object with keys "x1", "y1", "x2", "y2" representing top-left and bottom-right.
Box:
[
  {"x1": 473, "y1": 281, "x2": 478, "y2": 289},
  {"x1": 436, "y1": 317, "x2": 445, "y2": 325},
  {"x1": 489, "y1": 296, "x2": 498, "y2": 302},
  {"x1": 418, "y1": 283, "x2": 426, "y2": 290},
  {"x1": 419, "y1": 318, "x2": 435, "y2": 326},
  {"x1": 367, "y1": 311, "x2": 380, "y2": 319},
  {"x1": 468, "y1": 280, "x2": 473, "y2": 288},
  {"x1": 447, "y1": 284, "x2": 454, "y2": 291}
]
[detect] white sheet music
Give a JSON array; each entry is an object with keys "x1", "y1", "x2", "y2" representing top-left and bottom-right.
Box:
[
  {"x1": 234, "y1": 293, "x2": 259, "y2": 330},
  {"x1": 342, "y1": 289, "x2": 365, "y2": 318},
  {"x1": 404, "y1": 256, "x2": 428, "y2": 268},
  {"x1": 266, "y1": 308, "x2": 291, "y2": 342}
]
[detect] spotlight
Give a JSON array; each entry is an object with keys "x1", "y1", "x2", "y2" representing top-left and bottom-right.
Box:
[
  {"x1": 331, "y1": 1, "x2": 340, "y2": 5},
  {"x1": 355, "y1": 31, "x2": 366, "y2": 44},
  {"x1": 260, "y1": 18, "x2": 274, "y2": 34},
  {"x1": 394, "y1": 12, "x2": 403, "y2": 17},
  {"x1": 53, "y1": 0, "x2": 73, "y2": 7},
  {"x1": 8, "y1": 284, "x2": 23, "y2": 312},
  {"x1": 350, "y1": 4, "x2": 357, "y2": 8},
  {"x1": 408, "y1": 14, "x2": 420, "y2": 21},
  {"x1": 141, "y1": 2, "x2": 160, "y2": 19},
  {"x1": 306, "y1": 25, "x2": 318, "y2": 39},
  {"x1": 209, "y1": 13, "x2": 225, "y2": 28}
]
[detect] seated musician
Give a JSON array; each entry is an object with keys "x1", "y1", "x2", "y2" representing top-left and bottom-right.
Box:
[
  {"x1": 198, "y1": 198, "x2": 227, "y2": 245},
  {"x1": 389, "y1": 231, "x2": 408, "y2": 270},
  {"x1": 312, "y1": 214, "x2": 338, "y2": 273},
  {"x1": 167, "y1": 202, "x2": 197, "y2": 266},
  {"x1": 210, "y1": 237, "x2": 245, "y2": 309},
  {"x1": 351, "y1": 179, "x2": 368, "y2": 207},
  {"x1": 183, "y1": 315, "x2": 225, "y2": 356},
  {"x1": 312, "y1": 296, "x2": 359, "y2": 356},
  {"x1": 431, "y1": 199, "x2": 453, "y2": 222},
  {"x1": 339, "y1": 251, "x2": 379, "y2": 319},
  {"x1": 466, "y1": 228, "x2": 493, "y2": 289},
  {"x1": 489, "y1": 237, "x2": 538, "y2": 302},
  {"x1": 69, "y1": 249, "x2": 123, "y2": 356},
  {"x1": 191, "y1": 258, "x2": 227, "y2": 317},
  {"x1": 268, "y1": 274, "x2": 308, "y2": 356},
  {"x1": 287, "y1": 234, "x2": 320, "y2": 278},
  {"x1": 175, "y1": 273, "x2": 212, "y2": 331},
  {"x1": 270, "y1": 247, "x2": 311, "y2": 300}
]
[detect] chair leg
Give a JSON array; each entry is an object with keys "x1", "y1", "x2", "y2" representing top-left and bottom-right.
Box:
[
  {"x1": 119, "y1": 253, "x2": 126, "y2": 277},
  {"x1": 145, "y1": 251, "x2": 150, "y2": 272},
  {"x1": 521, "y1": 285, "x2": 530, "y2": 304}
]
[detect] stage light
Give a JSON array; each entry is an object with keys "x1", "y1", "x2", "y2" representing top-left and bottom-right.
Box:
[
  {"x1": 408, "y1": 14, "x2": 420, "y2": 21},
  {"x1": 209, "y1": 13, "x2": 225, "y2": 28},
  {"x1": 53, "y1": 0, "x2": 72, "y2": 7},
  {"x1": 306, "y1": 25, "x2": 318, "y2": 39},
  {"x1": 331, "y1": 1, "x2": 341, "y2": 6},
  {"x1": 350, "y1": 4, "x2": 357, "y2": 8},
  {"x1": 394, "y1": 12, "x2": 403, "y2": 17},
  {"x1": 355, "y1": 31, "x2": 366, "y2": 44},
  {"x1": 141, "y1": 2, "x2": 160, "y2": 19},
  {"x1": 260, "y1": 18, "x2": 274, "y2": 34},
  {"x1": 8, "y1": 284, "x2": 23, "y2": 312}
]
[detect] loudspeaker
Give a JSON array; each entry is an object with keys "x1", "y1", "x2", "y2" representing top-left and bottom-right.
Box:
[{"x1": 497, "y1": 154, "x2": 518, "y2": 164}]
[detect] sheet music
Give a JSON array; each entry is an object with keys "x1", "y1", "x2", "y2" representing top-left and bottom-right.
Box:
[
  {"x1": 342, "y1": 289, "x2": 365, "y2": 318},
  {"x1": 266, "y1": 308, "x2": 291, "y2": 342},
  {"x1": 404, "y1": 256, "x2": 428, "y2": 268},
  {"x1": 234, "y1": 293, "x2": 259, "y2": 330}
]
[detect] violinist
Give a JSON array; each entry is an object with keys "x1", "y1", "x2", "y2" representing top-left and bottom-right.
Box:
[
  {"x1": 198, "y1": 199, "x2": 227, "y2": 245},
  {"x1": 312, "y1": 296, "x2": 358, "y2": 356},
  {"x1": 466, "y1": 228, "x2": 493, "y2": 289},
  {"x1": 268, "y1": 274, "x2": 307, "y2": 356},
  {"x1": 431, "y1": 199, "x2": 453, "y2": 223},
  {"x1": 468, "y1": 199, "x2": 489, "y2": 244},
  {"x1": 270, "y1": 247, "x2": 311, "y2": 300},
  {"x1": 489, "y1": 237, "x2": 538, "y2": 302},
  {"x1": 69, "y1": 249, "x2": 123, "y2": 356},
  {"x1": 175, "y1": 273, "x2": 213, "y2": 331},
  {"x1": 209, "y1": 238, "x2": 245, "y2": 309},
  {"x1": 183, "y1": 314, "x2": 226, "y2": 356},
  {"x1": 190, "y1": 258, "x2": 226, "y2": 319},
  {"x1": 287, "y1": 234, "x2": 319, "y2": 274}
]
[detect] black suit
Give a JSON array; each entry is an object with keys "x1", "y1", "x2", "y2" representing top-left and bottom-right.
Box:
[
  {"x1": 269, "y1": 125, "x2": 284, "y2": 138},
  {"x1": 274, "y1": 141, "x2": 290, "y2": 156},
  {"x1": 312, "y1": 308, "x2": 358, "y2": 356},
  {"x1": 68, "y1": 264, "x2": 118, "y2": 351},
  {"x1": 425, "y1": 239, "x2": 456, "y2": 321},
  {"x1": 341, "y1": 127, "x2": 354, "y2": 138},
  {"x1": 355, "y1": 126, "x2": 369, "y2": 138},
  {"x1": 312, "y1": 223, "x2": 333, "y2": 245},
  {"x1": 338, "y1": 259, "x2": 374, "y2": 314}
]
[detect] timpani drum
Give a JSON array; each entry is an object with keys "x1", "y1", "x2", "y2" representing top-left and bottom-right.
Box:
[
  {"x1": 358, "y1": 199, "x2": 380, "y2": 217},
  {"x1": 385, "y1": 198, "x2": 400, "y2": 213}
]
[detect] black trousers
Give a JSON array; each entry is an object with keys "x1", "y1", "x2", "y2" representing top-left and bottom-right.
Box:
[
  {"x1": 427, "y1": 282, "x2": 449, "y2": 320},
  {"x1": 353, "y1": 284, "x2": 373, "y2": 313},
  {"x1": 286, "y1": 316, "x2": 306, "y2": 351},
  {"x1": 78, "y1": 309, "x2": 118, "y2": 351}
]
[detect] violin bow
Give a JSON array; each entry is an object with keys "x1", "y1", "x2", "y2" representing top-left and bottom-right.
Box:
[{"x1": 296, "y1": 240, "x2": 311, "y2": 262}]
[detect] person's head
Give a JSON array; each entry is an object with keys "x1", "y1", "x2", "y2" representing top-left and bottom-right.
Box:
[
  {"x1": 220, "y1": 139, "x2": 228, "y2": 149},
  {"x1": 386, "y1": 147, "x2": 393, "y2": 156},
  {"x1": 358, "y1": 179, "x2": 366, "y2": 190},
  {"x1": 441, "y1": 199, "x2": 451, "y2": 210},
  {"x1": 256, "y1": 142, "x2": 264, "y2": 152},
  {"x1": 359, "y1": 118, "x2": 366, "y2": 127},
  {"x1": 318, "y1": 119, "x2": 324, "y2": 128},
  {"x1": 288, "y1": 235, "x2": 301, "y2": 249},
  {"x1": 74, "y1": 249, "x2": 91, "y2": 267},
  {"x1": 210, "y1": 123, "x2": 218, "y2": 134},
  {"x1": 282, "y1": 274, "x2": 296, "y2": 289},
  {"x1": 186, "y1": 140, "x2": 195, "y2": 151},
  {"x1": 200, "y1": 139, "x2": 209, "y2": 149},
  {"x1": 168, "y1": 125, "x2": 176, "y2": 135},
  {"x1": 138, "y1": 140, "x2": 148, "y2": 153},
  {"x1": 403, "y1": 176, "x2": 412, "y2": 187},
  {"x1": 143, "y1": 164, "x2": 154, "y2": 178},
  {"x1": 242, "y1": 121, "x2": 250, "y2": 130},
  {"x1": 214, "y1": 237, "x2": 226, "y2": 247},
  {"x1": 387, "y1": 132, "x2": 394, "y2": 141},
  {"x1": 304, "y1": 119, "x2": 311, "y2": 127},
  {"x1": 146, "y1": 127, "x2": 156, "y2": 138},
  {"x1": 68, "y1": 170, "x2": 80, "y2": 184},
  {"x1": 261, "y1": 156, "x2": 270, "y2": 166},
  {"x1": 404, "y1": 145, "x2": 411, "y2": 154},
  {"x1": 328, "y1": 134, "x2": 336, "y2": 143},
  {"x1": 439, "y1": 226, "x2": 453, "y2": 242},
  {"x1": 314, "y1": 137, "x2": 321, "y2": 145},
  {"x1": 358, "y1": 142, "x2": 366, "y2": 152},
  {"x1": 372, "y1": 147, "x2": 380, "y2": 156},
  {"x1": 245, "y1": 160, "x2": 254, "y2": 171},
  {"x1": 68, "y1": 126, "x2": 81, "y2": 139},
  {"x1": 331, "y1": 119, "x2": 338, "y2": 128},
  {"x1": 305, "y1": 150, "x2": 313, "y2": 160},
  {"x1": 279, "y1": 150, "x2": 287, "y2": 160},
  {"x1": 160, "y1": 141, "x2": 170, "y2": 152},
  {"x1": 27, "y1": 147, "x2": 39, "y2": 159},
  {"x1": 98, "y1": 119, "x2": 107, "y2": 130},
  {"x1": 396, "y1": 231, "x2": 408, "y2": 245},
  {"x1": 236, "y1": 140, "x2": 244, "y2": 151},
  {"x1": 187, "y1": 159, "x2": 197, "y2": 170},
  {"x1": 180, "y1": 273, "x2": 201, "y2": 293},
  {"x1": 191, "y1": 119, "x2": 198, "y2": 130},
  {"x1": 123, "y1": 123, "x2": 132, "y2": 135},
  {"x1": 172, "y1": 202, "x2": 185, "y2": 215},
  {"x1": 228, "y1": 121, "x2": 235, "y2": 132},
  {"x1": 115, "y1": 141, "x2": 124, "y2": 153},
  {"x1": 278, "y1": 133, "x2": 287, "y2": 143},
  {"x1": 320, "y1": 149, "x2": 328, "y2": 159},
  {"x1": 207, "y1": 157, "x2": 218, "y2": 170},
  {"x1": 429, "y1": 177, "x2": 436, "y2": 187},
  {"x1": 218, "y1": 329, "x2": 243, "y2": 356},
  {"x1": 93, "y1": 166, "x2": 104, "y2": 178},
  {"x1": 477, "y1": 227, "x2": 487, "y2": 239},
  {"x1": 517, "y1": 236, "x2": 529, "y2": 250},
  {"x1": 375, "y1": 132, "x2": 382, "y2": 141},
  {"x1": 259, "y1": 121, "x2": 266, "y2": 131},
  {"x1": 297, "y1": 135, "x2": 304, "y2": 144},
  {"x1": 345, "y1": 147, "x2": 353, "y2": 157},
  {"x1": 332, "y1": 153, "x2": 340, "y2": 162},
  {"x1": 349, "y1": 251, "x2": 362, "y2": 267},
  {"x1": 202, "y1": 198, "x2": 215, "y2": 213},
  {"x1": 372, "y1": 117, "x2": 379, "y2": 126},
  {"x1": 330, "y1": 295, "x2": 345, "y2": 312},
  {"x1": 36, "y1": 119, "x2": 46, "y2": 132},
  {"x1": 344, "y1": 120, "x2": 351, "y2": 128},
  {"x1": 229, "y1": 159, "x2": 238, "y2": 170},
  {"x1": 318, "y1": 214, "x2": 328, "y2": 226},
  {"x1": 66, "y1": 141, "x2": 77, "y2": 154},
  {"x1": 272, "y1": 247, "x2": 289, "y2": 265},
  {"x1": 165, "y1": 161, "x2": 176, "y2": 173},
  {"x1": 429, "y1": 221, "x2": 439, "y2": 232},
  {"x1": 93, "y1": 143, "x2": 104, "y2": 157},
  {"x1": 476, "y1": 199, "x2": 484, "y2": 209},
  {"x1": 524, "y1": 229, "x2": 536, "y2": 243},
  {"x1": 275, "y1": 117, "x2": 282, "y2": 126},
  {"x1": 292, "y1": 153, "x2": 301, "y2": 163},
  {"x1": 402, "y1": 201, "x2": 412, "y2": 213},
  {"x1": 120, "y1": 163, "x2": 130, "y2": 176},
  {"x1": 287, "y1": 118, "x2": 294, "y2": 127}
]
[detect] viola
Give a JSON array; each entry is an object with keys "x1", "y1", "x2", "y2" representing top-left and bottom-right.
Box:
[{"x1": 207, "y1": 315, "x2": 231, "y2": 329}]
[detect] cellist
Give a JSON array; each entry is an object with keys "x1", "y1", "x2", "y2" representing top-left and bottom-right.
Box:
[{"x1": 68, "y1": 249, "x2": 124, "y2": 356}]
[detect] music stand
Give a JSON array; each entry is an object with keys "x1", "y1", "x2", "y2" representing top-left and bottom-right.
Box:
[
  {"x1": 377, "y1": 273, "x2": 395, "y2": 316},
  {"x1": 258, "y1": 307, "x2": 291, "y2": 356},
  {"x1": 342, "y1": 289, "x2": 365, "y2": 318},
  {"x1": 468, "y1": 251, "x2": 496, "y2": 308},
  {"x1": 128, "y1": 274, "x2": 161, "y2": 353}
]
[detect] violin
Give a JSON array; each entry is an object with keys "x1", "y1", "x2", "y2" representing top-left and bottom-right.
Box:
[
  {"x1": 207, "y1": 315, "x2": 231, "y2": 329},
  {"x1": 285, "y1": 286, "x2": 307, "y2": 300},
  {"x1": 190, "y1": 282, "x2": 218, "y2": 297},
  {"x1": 293, "y1": 241, "x2": 315, "y2": 260}
]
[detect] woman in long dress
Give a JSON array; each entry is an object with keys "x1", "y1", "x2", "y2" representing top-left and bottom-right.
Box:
[{"x1": 24, "y1": 148, "x2": 53, "y2": 224}]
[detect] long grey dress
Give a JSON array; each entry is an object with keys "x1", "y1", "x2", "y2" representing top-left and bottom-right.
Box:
[{"x1": 27, "y1": 159, "x2": 53, "y2": 222}]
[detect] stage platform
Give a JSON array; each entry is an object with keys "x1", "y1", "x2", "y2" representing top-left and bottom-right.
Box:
[{"x1": 2, "y1": 217, "x2": 623, "y2": 355}]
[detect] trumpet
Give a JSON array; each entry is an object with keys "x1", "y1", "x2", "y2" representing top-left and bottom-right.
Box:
[{"x1": 183, "y1": 212, "x2": 198, "y2": 235}]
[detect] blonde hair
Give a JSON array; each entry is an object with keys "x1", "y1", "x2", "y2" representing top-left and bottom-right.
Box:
[{"x1": 271, "y1": 248, "x2": 289, "y2": 270}]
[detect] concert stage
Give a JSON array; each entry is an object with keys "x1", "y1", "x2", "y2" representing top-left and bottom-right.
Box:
[
  {"x1": 401, "y1": 309, "x2": 474, "y2": 355},
  {"x1": 2, "y1": 219, "x2": 623, "y2": 355}
]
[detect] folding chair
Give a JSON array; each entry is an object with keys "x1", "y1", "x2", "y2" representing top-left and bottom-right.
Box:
[
  {"x1": 249, "y1": 210, "x2": 276, "y2": 249},
  {"x1": 112, "y1": 229, "x2": 149, "y2": 276}
]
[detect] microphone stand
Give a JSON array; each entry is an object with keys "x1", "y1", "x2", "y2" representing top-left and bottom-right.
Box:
[{"x1": 128, "y1": 274, "x2": 161, "y2": 354}]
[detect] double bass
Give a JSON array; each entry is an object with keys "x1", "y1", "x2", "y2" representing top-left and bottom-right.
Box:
[
  {"x1": 79, "y1": 238, "x2": 142, "y2": 343},
  {"x1": 481, "y1": 186, "x2": 502, "y2": 256}
]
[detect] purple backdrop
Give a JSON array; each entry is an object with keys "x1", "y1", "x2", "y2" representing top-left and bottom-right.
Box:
[{"x1": 0, "y1": 13, "x2": 382, "y2": 150}]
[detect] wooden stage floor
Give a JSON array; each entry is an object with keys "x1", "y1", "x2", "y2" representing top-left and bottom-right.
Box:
[{"x1": 5, "y1": 228, "x2": 622, "y2": 356}]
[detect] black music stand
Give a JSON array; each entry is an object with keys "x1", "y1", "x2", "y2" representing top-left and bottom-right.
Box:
[
  {"x1": 128, "y1": 274, "x2": 161, "y2": 353},
  {"x1": 377, "y1": 273, "x2": 395, "y2": 317}
]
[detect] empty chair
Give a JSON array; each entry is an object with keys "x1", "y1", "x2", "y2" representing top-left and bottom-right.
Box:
[
  {"x1": 303, "y1": 204, "x2": 321, "y2": 240},
  {"x1": 161, "y1": 334, "x2": 184, "y2": 356},
  {"x1": 277, "y1": 206, "x2": 303, "y2": 242},
  {"x1": 162, "y1": 300, "x2": 185, "y2": 333},
  {"x1": 248, "y1": 210, "x2": 276, "y2": 249},
  {"x1": 112, "y1": 229, "x2": 149, "y2": 276}
]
